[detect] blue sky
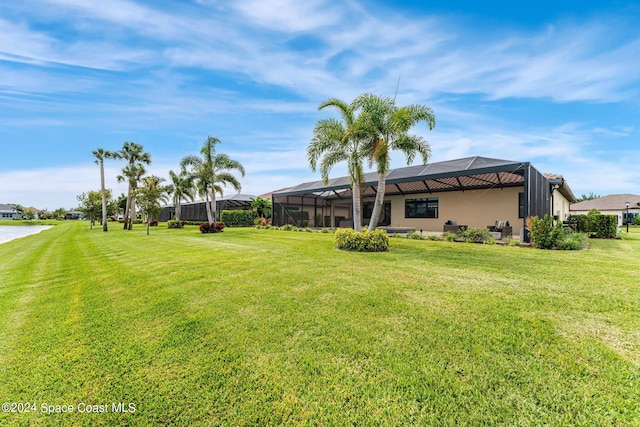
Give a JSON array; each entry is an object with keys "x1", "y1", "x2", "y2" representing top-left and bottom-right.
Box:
[{"x1": 1, "y1": 0, "x2": 639, "y2": 209}]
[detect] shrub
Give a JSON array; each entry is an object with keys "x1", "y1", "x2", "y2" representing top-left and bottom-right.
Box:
[
  {"x1": 321, "y1": 228, "x2": 330, "y2": 233},
  {"x1": 634, "y1": 216, "x2": 640, "y2": 226},
  {"x1": 220, "y1": 210, "x2": 254, "y2": 227},
  {"x1": 503, "y1": 236, "x2": 520, "y2": 247},
  {"x1": 528, "y1": 215, "x2": 562, "y2": 249},
  {"x1": 443, "y1": 231, "x2": 457, "y2": 242},
  {"x1": 556, "y1": 230, "x2": 589, "y2": 250},
  {"x1": 167, "y1": 220, "x2": 183, "y2": 229},
  {"x1": 282, "y1": 224, "x2": 294, "y2": 231},
  {"x1": 426, "y1": 235, "x2": 439, "y2": 241},
  {"x1": 199, "y1": 222, "x2": 225, "y2": 233},
  {"x1": 335, "y1": 229, "x2": 389, "y2": 252},
  {"x1": 568, "y1": 211, "x2": 617, "y2": 238},
  {"x1": 407, "y1": 231, "x2": 424, "y2": 240},
  {"x1": 460, "y1": 227, "x2": 492, "y2": 244},
  {"x1": 149, "y1": 219, "x2": 158, "y2": 227}
]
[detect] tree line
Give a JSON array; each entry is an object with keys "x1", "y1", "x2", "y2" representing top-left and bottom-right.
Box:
[{"x1": 84, "y1": 138, "x2": 245, "y2": 235}]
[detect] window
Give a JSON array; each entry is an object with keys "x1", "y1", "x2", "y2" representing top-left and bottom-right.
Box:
[
  {"x1": 518, "y1": 192, "x2": 525, "y2": 218},
  {"x1": 405, "y1": 198, "x2": 438, "y2": 218},
  {"x1": 363, "y1": 202, "x2": 391, "y2": 226}
]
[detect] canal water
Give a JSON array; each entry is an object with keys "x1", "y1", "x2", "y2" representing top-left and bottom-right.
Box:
[{"x1": 0, "y1": 226, "x2": 53, "y2": 244}]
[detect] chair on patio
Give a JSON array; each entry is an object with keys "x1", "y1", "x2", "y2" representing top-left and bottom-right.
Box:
[
  {"x1": 443, "y1": 220, "x2": 467, "y2": 234},
  {"x1": 487, "y1": 220, "x2": 512, "y2": 239}
]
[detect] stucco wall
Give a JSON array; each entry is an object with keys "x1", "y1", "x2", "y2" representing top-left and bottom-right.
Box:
[
  {"x1": 552, "y1": 190, "x2": 571, "y2": 221},
  {"x1": 363, "y1": 186, "x2": 524, "y2": 235}
]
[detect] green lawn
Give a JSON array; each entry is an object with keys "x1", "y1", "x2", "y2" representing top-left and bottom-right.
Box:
[{"x1": 1, "y1": 222, "x2": 639, "y2": 426}]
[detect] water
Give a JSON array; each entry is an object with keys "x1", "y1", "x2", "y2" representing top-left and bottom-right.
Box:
[{"x1": 0, "y1": 226, "x2": 53, "y2": 244}]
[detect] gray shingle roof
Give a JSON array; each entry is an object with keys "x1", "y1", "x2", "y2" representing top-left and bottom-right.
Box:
[{"x1": 570, "y1": 194, "x2": 640, "y2": 211}]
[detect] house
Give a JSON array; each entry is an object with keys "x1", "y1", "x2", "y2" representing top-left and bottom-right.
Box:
[
  {"x1": 270, "y1": 156, "x2": 576, "y2": 240},
  {"x1": 570, "y1": 194, "x2": 640, "y2": 227},
  {"x1": 158, "y1": 194, "x2": 257, "y2": 222},
  {"x1": 65, "y1": 211, "x2": 85, "y2": 220},
  {"x1": 0, "y1": 204, "x2": 21, "y2": 220}
]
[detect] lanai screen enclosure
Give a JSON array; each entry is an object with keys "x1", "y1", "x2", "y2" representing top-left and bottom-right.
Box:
[{"x1": 271, "y1": 157, "x2": 556, "y2": 235}]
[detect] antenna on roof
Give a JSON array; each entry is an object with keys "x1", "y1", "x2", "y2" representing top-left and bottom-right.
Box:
[{"x1": 393, "y1": 73, "x2": 401, "y2": 103}]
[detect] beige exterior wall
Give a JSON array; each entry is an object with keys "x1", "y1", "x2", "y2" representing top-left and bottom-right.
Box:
[
  {"x1": 552, "y1": 190, "x2": 571, "y2": 221},
  {"x1": 364, "y1": 186, "x2": 524, "y2": 235}
]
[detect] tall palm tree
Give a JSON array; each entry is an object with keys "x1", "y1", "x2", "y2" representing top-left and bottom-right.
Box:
[
  {"x1": 117, "y1": 163, "x2": 147, "y2": 230},
  {"x1": 115, "y1": 142, "x2": 152, "y2": 230},
  {"x1": 354, "y1": 93, "x2": 435, "y2": 231},
  {"x1": 166, "y1": 170, "x2": 195, "y2": 222},
  {"x1": 308, "y1": 97, "x2": 367, "y2": 231},
  {"x1": 93, "y1": 148, "x2": 117, "y2": 232},
  {"x1": 180, "y1": 136, "x2": 245, "y2": 223}
]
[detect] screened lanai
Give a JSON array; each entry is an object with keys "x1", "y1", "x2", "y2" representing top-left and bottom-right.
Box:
[{"x1": 271, "y1": 156, "x2": 553, "y2": 230}]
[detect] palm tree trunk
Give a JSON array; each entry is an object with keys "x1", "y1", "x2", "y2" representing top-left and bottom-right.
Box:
[
  {"x1": 175, "y1": 198, "x2": 181, "y2": 221},
  {"x1": 123, "y1": 186, "x2": 132, "y2": 230},
  {"x1": 100, "y1": 160, "x2": 108, "y2": 232},
  {"x1": 352, "y1": 182, "x2": 362, "y2": 232},
  {"x1": 128, "y1": 195, "x2": 136, "y2": 230},
  {"x1": 204, "y1": 194, "x2": 213, "y2": 224},
  {"x1": 210, "y1": 189, "x2": 217, "y2": 223},
  {"x1": 368, "y1": 173, "x2": 386, "y2": 232}
]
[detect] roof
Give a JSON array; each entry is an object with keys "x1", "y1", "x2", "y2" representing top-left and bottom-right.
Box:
[
  {"x1": 544, "y1": 174, "x2": 577, "y2": 203},
  {"x1": 570, "y1": 194, "x2": 640, "y2": 212},
  {"x1": 273, "y1": 156, "x2": 531, "y2": 199},
  {"x1": 0, "y1": 204, "x2": 17, "y2": 213},
  {"x1": 162, "y1": 194, "x2": 256, "y2": 208}
]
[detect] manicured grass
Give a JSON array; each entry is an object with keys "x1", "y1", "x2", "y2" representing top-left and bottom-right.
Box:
[{"x1": 1, "y1": 222, "x2": 639, "y2": 426}]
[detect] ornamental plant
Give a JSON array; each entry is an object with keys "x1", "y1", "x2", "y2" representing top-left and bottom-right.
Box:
[{"x1": 335, "y1": 229, "x2": 389, "y2": 252}]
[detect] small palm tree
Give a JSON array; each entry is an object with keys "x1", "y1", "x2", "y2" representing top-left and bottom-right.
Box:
[
  {"x1": 308, "y1": 97, "x2": 367, "y2": 231},
  {"x1": 93, "y1": 148, "x2": 117, "y2": 232},
  {"x1": 354, "y1": 93, "x2": 435, "y2": 231},
  {"x1": 117, "y1": 163, "x2": 146, "y2": 229},
  {"x1": 180, "y1": 136, "x2": 245, "y2": 223},
  {"x1": 115, "y1": 142, "x2": 151, "y2": 230},
  {"x1": 166, "y1": 170, "x2": 195, "y2": 222}
]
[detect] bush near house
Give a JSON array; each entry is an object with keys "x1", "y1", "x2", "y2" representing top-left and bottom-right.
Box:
[
  {"x1": 199, "y1": 222, "x2": 225, "y2": 233},
  {"x1": 567, "y1": 209, "x2": 617, "y2": 238},
  {"x1": 167, "y1": 219, "x2": 184, "y2": 229},
  {"x1": 335, "y1": 229, "x2": 389, "y2": 252},
  {"x1": 220, "y1": 210, "x2": 254, "y2": 227},
  {"x1": 528, "y1": 215, "x2": 589, "y2": 250}
]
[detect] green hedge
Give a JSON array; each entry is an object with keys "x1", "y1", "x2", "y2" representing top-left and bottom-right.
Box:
[
  {"x1": 335, "y1": 229, "x2": 389, "y2": 252},
  {"x1": 220, "y1": 210, "x2": 254, "y2": 227},
  {"x1": 568, "y1": 212, "x2": 617, "y2": 238}
]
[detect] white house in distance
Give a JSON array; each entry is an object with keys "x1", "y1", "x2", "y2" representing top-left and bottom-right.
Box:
[
  {"x1": 570, "y1": 194, "x2": 640, "y2": 227},
  {"x1": 0, "y1": 204, "x2": 21, "y2": 220}
]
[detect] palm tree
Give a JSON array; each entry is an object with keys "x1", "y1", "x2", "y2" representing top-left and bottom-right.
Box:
[
  {"x1": 166, "y1": 170, "x2": 195, "y2": 222},
  {"x1": 354, "y1": 93, "x2": 435, "y2": 232},
  {"x1": 117, "y1": 163, "x2": 147, "y2": 230},
  {"x1": 308, "y1": 97, "x2": 368, "y2": 231},
  {"x1": 93, "y1": 148, "x2": 117, "y2": 232},
  {"x1": 180, "y1": 136, "x2": 245, "y2": 223},
  {"x1": 115, "y1": 142, "x2": 152, "y2": 230}
]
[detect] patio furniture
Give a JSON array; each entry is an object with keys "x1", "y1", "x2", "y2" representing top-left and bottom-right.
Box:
[
  {"x1": 487, "y1": 220, "x2": 512, "y2": 239},
  {"x1": 443, "y1": 220, "x2": 467, "y2": 234}
]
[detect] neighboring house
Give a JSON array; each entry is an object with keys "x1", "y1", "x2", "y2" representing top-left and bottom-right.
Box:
[
  {"x1": 65, "y1": 211, "x2": 85, "y2": 220},
  {"x1": 570, "y1": 194, "x2": 640, "y2": 227},
  {"x1": 0, "y1": 204, "x2": 21, "y2": 220},
  {"x1": 158, "y1": 194, "x2": 256, "y2": 222},
  {"x1": 270, "y1": 156, "x2": 576, "y2": 240}
]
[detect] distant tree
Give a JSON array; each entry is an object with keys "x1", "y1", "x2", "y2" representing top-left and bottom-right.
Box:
[
  {"x1": 115, "y1": 142, "x2": 151, "y2": 230},
  {"x1": 53, "y1": 208, "x2": 67, "y2": 220},
  {"x1": 166, "y1": 170, "x2": 195, "y2": 222},
  {"x1": 250, "y1": 196, "x2": 272, "y2": 219},
  {"x1": 117, "y1": 193, "x2": 127, "y2": 217},
  {"x1": 575, "y1": 192, "x2": 601, "y2": 202},
  {"x1": 136, "y1": 175, "x2": 169, "y2": 235},
  {"x1": 180, "y1": 136, "x2": 245, "y2": 223},
  {"x1": 93, "y1": 148, "x2": 118, "y2": 232},
  {"x1": 77, "y1": 191, "x2": 102, "y2": 229},
  {"x1": 22, "y1": 207, "x2": 37, "y2": 220},
  {"x1": 15, "y1": 205, "x2": 24, "y2": 215}
]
